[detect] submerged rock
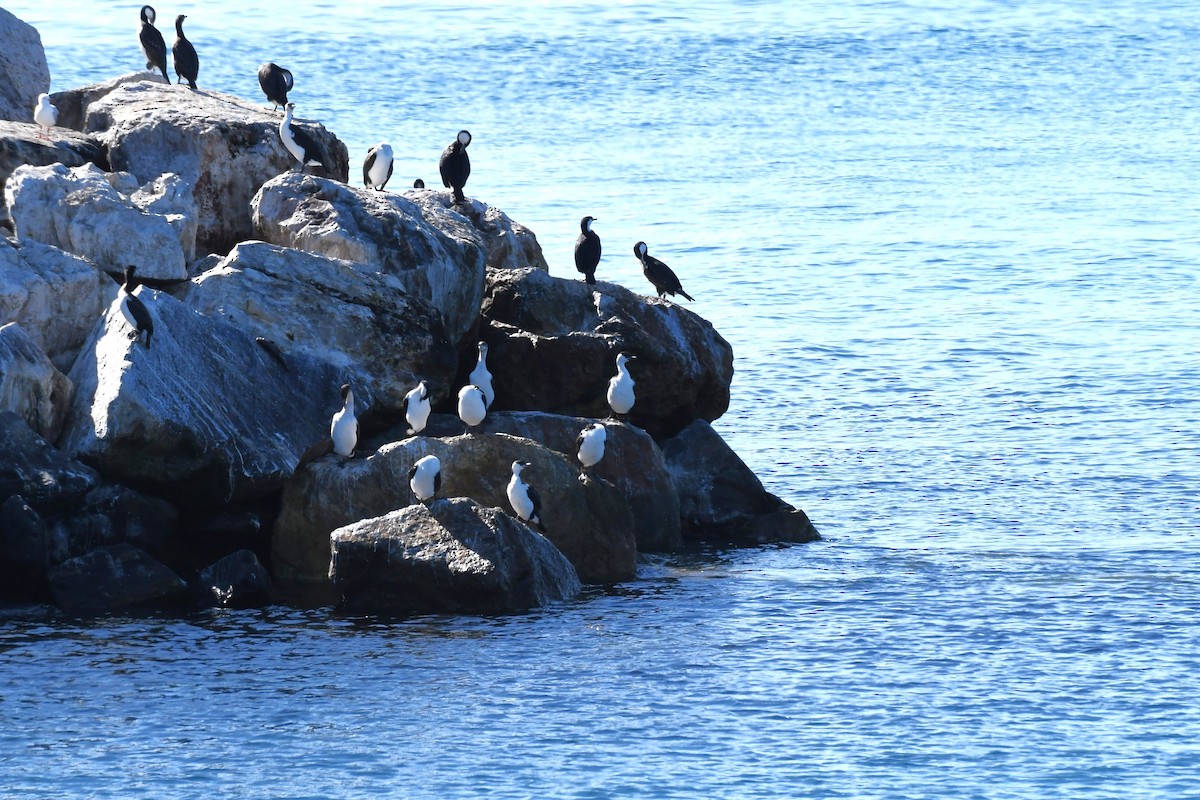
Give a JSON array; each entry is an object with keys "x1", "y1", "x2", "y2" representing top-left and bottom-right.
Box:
[
  {"x1": 0, "y1": 322, "x2": 73, "y2": 442},
  {"x1": 198, "y1": 549, "x2": 272, "y2": 608},
  {"x1": 47, "y1": 543, "x2": 188, "y2": 612},
  {"x1": 330, "y1": 497, "x2": 581, "y2": 615},
  {"x1": 480, "y1": 267, "x2": 734, "y2": 438},
  {"x1": 0, "y1": 9, "x2": 50, "y2": 124}
]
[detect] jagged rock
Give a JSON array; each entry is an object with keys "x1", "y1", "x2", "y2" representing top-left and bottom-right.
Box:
[
  {"x1": 409, "y1": 190, "x2": 549, "y2": 272},
  {"x1": 58, "y1": 286, "x2": 370, "y2": 507},
  {"x1": 71, "y1": 77, "x2": 348, "y2": 254},
  {"x1": 0, "y1": 9, "x2": 50, "y2": 124},
  {"x1": 0, "y1": 322, "x2": 72, "y2": 441},
  {"x1": 0, "y1": 411, "x2": 99, "y2": 513},
  {"x1": 49, "y1": 72, "x2": 158, "y2": 132},
  {"x1": 198, "y1": 549, "x2": 272, "y2": 608},
  {"x1": 410, "y1": 411, "x2": 682, "y2": 552},
  {"x1": 274, "y1": 432, "x2": 637, "y2": 585},
  {"x1": 6, "y1": 162, "x2": 193, "y2": 280},
  {"x1": 0, "y1": 120, "x2": 107, "y2": 218},
  {"x1": 479, "y1": 267, "x2": 734, "y2": 438},
  {"x1": 179, "y1": 240, "x2": 458, "y2": 414},
  {"x1": 252, "y1": 173, "x2": 488, "y2": 346},
  {"x1": 661, "y1": 420, "x2": 820, "y2": 544},
  {"x1": 47, "y1": 482, "x2": 180, "y2": 568},
  {"x1": 0, "y1": 235, "x2": 108, "y2": 372},
  {"x1": 0, "y1": 494, "x2": 50, "y2": 601},
  {"x1": 46, "y1": 543, "x2": 188, "y2": 612},
  {"x1": 330, "y1": 497, "x2": 581, "y2": 615}
]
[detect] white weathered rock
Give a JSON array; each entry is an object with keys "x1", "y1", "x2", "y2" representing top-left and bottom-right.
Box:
[
  {"x1": 0, "y1": 235, "x2": 108, "y2": 372},
  {"x1": 0, "y1": 322, "x2": 72, "y2": 442},
  {"x1": 178, "y1": 240, "x2": 458, "y2": 415},
  {"x1": 59, "y1": 286, "x2": 373, "y2": 507},
  {"x1": 0, "y1": 10, "x2": 50, "y2": 124},
  {"x1": 253, "y1": 174, "x2": 488, "y2": 346},
  {"x1": 0, "y1": 119, "x2": 106, "y2": 216},
  {"x1": 6, "y1": 163, "x2": 191, "y2": 280},
  {"x1": 409, "y1": 189, "x2": 549, "y2": 272},
  {"x1": 330, "y1": 497, "x2": 581, "y2": 615},
  {"x1": 74, "y1": 78, "x2": 348, "y2": 254}
]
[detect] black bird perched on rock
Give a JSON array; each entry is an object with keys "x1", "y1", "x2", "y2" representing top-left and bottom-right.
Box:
[
  {"x1": 279, "y1": 102, "x2": 326, "y2": 172},
  {"x1": 575, "y1": 216, "x2": 601, "y2": 285},
  {"x1": 413, "y1": 178, "x2": 425, "y2": 189},
  {"x1": 258, "y1": 62, "x2": 293, "y2": 111},
  {"x1": 171, "y1": 14, "x2": 199, "y2": 89},
  {"x1": 634, "y1": 241, "x2": 694, "y2": 302},
  {"x1": 119, "y1": 266, "x2": 154, "y2": 349},
  {"x1": 138, "y1": 6, "x2": 168, "y2": 80},
  {"x1": 439, "y1": 130, "x2": 471, "y2": 203}
]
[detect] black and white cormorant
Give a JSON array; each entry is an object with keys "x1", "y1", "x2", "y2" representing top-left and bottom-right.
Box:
[
  {"x1": 439, "y1": 130, "x2": 471, "y2": 203},
  {"x1": 330, "y1": 384, "x2": 358, "y2": 458},
  {"x1": 634, "y1": 241, "x2": 694, "y2": 302},
  {"x1": 404, "y1": 380, "x2": 431, "y2": 435},
  {"x1": 457, "y1": 384, "x2": 487, "y2": 428},
  {"x1": 606, "y1": 352, "x2": 635, "y2": 419},
  {"x1": 468, "y1": 342, "x2": 494, "y2": 408},
  {"x1": 279, "y1": 103, "x2": 326, "y2": 172},
  {"x1": 258, "y1": 62, "x2": 293, "y2": 111},
  {"x1": 507, "y1": 460, "x2": 544, "y2": 531},
  {"x1": 119, "y1": 266, "x2": 154, "y2": 349},
  {"x1": 576, "y1": 422, "x2": 607, "y2": 480},
  {"x1": 138, "y1": 6, "x2": 168, "y2": 80},
  {"x1": 363, "y1": 143, "x2": 394, "y2": 191},
  {"x1": 171, "y1": 14, "x2": 199, "y2": 89},
  {"x1": 409, "y1": 455, "x2": 441, "y2": 503},
  {"x1": 575, "y1": 216, "x2": 601, "y2": 285}
]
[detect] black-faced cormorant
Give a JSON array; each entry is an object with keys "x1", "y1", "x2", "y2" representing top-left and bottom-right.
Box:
[
  {"x1": 139, "y1": 6, "x2": 169, "y2": 80},
  {"x1": 258, "y1": 62, "x2": 293, "y2": 111},
  {"x1": 439, "y1": 130, "x2": 471, "y2": 203},
  {"x1": 575, "y1": 216, "x2": 601, "y2": 285},
  {"x1": 576, "y1": 422, "x2": 607, "y2": 480},
  {"x1": 363, "y1": 143, "x2": 394, "y2": 191},
  {"x1": 279, "y1": 103, "x2": 326, "y2": 172},
  {"x1": 468, "y1": 342, "x2": 494, "y2": 408},
  {"x1": 404, "y1": 380, "x2": 431, "y2": 435},
  {"x1": 457, "y1": 384, "x2": 486, "y2": 428},
  {"x1": 606, "y1": 352, "x2": 635, "y2": 419},
  {"x1": 409, "y1": 455, "x2": 441, "y2": 502},
  {"x1": 507, "y1": 460, "x2": 543, "y2": 531},
  {"x1": 119, "y1": 266, "x2": 154, "y2": 349},
  {"x1": 330, "y1": 384, "x2": 358, "y2": 458},
  {"x1": 634, "y1": 241, "x2": 694, "y2": 302},
  {"x1": 171, "y1": 14, "x2": 199, "y2": 89}
]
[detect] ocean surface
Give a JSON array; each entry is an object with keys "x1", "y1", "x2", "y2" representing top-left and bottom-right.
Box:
[{"x1": 3, "y1": 0, "x2": 1199, "y2": 796}]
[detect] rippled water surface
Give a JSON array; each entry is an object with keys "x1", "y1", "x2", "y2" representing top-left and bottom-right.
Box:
[{"x1": 3, "y1": 0, "x2": 1199, "y2": 796}]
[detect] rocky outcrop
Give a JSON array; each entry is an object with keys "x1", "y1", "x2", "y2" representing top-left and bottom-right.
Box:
[
  {"x1": 0, "y1": 120, "x2": 106, "y2": 226},
  {"x1": 47, "y1": 543, "x2": 188, "y2": 612},
  {"x1": 409, "y1": 190, "x2": 549, "y2": 272},
  {"x1": 48, "y1": 482, "x2": 181, "y2": 568},
  {"x1": 274, "y1": 432, "x2": 637, "y2": 585},
  {"x1": 330, "y1": 497, "x2": 581, "y2": 615},
  {"x1": 59, "y1": 286, "x2": 369, "y2": 507},
  {"x1": 0, "y1": 9, "x2": 50, "y2": 124},
  {"x1": 198, "y1": 549, "x2": 272, "y2": 608},
  {"x1": 661, "y1": 420, "x2": 819, "y2": 544},
  {"x1": 0, "y1": 322, "x2": 72, "y2": 441},
  {"x1": 480, "y1": 267, "x2": 734, "y2": 438},
  {"x1": 49, "y1": 72, "x2": 158, "y2": 132},
  {"x1": 179, "y1": 240, "x2": 458, "y2": 414},
  {"x1": 411, "y1": 411, "x2": 682, "y2": 552},
  {"x1": 6, "y1": 162, "x2": 194, "y2": 280},
  {"x1": 0, "y1": 236, "x2": 107, "y2": 372},
  {"x1": 252, "y1": 174, "x2": 488, "y2": 346},
  {"x1": 0, "y1": 411, "x2": 99, "y2": 514},
  {"x1": 64, "y1": 77, "x2": 348, "y2": 254}
]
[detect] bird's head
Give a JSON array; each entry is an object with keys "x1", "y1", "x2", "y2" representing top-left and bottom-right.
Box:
[
  {"x1": 634, "y1": 241, "x2": 648, "y2": 259},
  {"x1": 340, "y1": 384, "x2": 353, "y2": 404},
  {"x1": 413, "y1": 178, "x2": 425, "y2": 189},
  {"x1": 457, "y1": 130, "x2": 472, "y2": 147},
  {"x1": 141, "y1": 5, "x2": 156, "y2": 24},
  {"x1": 478, "y1": 341, "x2": 488, "y2": 357},
  {"x1": 581, "y1": 215, "x2": 597, "y2": 233}
]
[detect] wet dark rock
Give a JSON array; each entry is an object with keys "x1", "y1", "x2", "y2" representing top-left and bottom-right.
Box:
[
  {"x1": 197, "y1": 549, "x2": 272, "y2": 608},
  {"x1": 48, "y1": 482, "x2": 180, "y2": 567},
  {"x1": 47, "y1": 543, "x2": 188, "y2": 612},
  {"x1": 0, "y1": 411, "x2": 99, "y2": 513},
  {"x1": 0, "y1": 494, "x2": 51, "y2": 602}
]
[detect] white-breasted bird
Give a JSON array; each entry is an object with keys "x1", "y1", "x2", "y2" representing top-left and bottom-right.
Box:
[
  {"x1": 330, "y1": 383, "x2": 358, "y2": 458},
  {"x1": 364, "y1": 142, "x2": 394, "y2": 190},
  {"x1": 33, "y1": 94, "x2": 57, "y2": 140},
  {"x1": 606, "y1": 352, "x2": 636, "y2": 419},
  {"x1": 457, "y1": 384, "x2": 487, "y2": 428},
  {"x1": 118, "y1": 266, "x2": 154, "y2": 349},
  {"x1": 409, "y1": 455, "x2": 441, "y2": 502},
  {"x1": 280, "y1": 102, "x2": 326, "y2": 173},
  {"x1": 469, "y1": 341, "x2": 494, "y2": 408},
  {"x1": 404, "y1": 380, "x2": 431, "y2": 435},
  {"x1": 506, "y1": 460, "x2": 543, "y2": 530},
  {"x1": 576, "y1": 422, "x2": 607, "y2": 480}
]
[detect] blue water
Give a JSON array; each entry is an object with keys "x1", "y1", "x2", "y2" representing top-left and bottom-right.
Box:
[{"x1": 3, "y1": 1, "x2": 1200, "y2": 796}]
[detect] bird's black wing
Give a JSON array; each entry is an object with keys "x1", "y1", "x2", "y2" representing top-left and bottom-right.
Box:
[
  {"x1": 527, "y1": 484, "x2": 542, "y2": 523},
  {"x1": 140, "y1": 25, "x2": 168, "y2": 76},
  {"x1": 432, "y1": 471, "x2": 441, "y2": 495},
  {"x1": 125, "y1": 293, "x2": 155, "y2": 347},
  {"x1": 363, "y1": 149, "x2": 377, "y2": 186},
  {"x1": 291, "y1": 125, "x2": 326, "y2": 167},
  {"x1": 408, "y1": 462, "x2": 419, "y2": 482}
]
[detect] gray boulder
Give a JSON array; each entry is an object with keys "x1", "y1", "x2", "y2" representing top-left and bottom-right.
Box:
[
  {"x1": 0, "y1": 119, "x2": 106, "y2": 226},
  {"x1": 410, "y1": 411, "x2": 682, "y2": 552},
  {"x1": 661, "y1": 420, "x2": 820, "y2": 544},
  {"x1": 409, "y1": 190, "x2": 549, "y2": 272},
  {"x1": 58, "y1": 285, "x2": 370, "y2": 507},
  {"x1": 480, "y1": 267, "x2": 734, "y2": 438},
  {"x1": 330, "y1": 497, "x2": 581, "y2": 615},
  {"x1": 47, "y1": 482, "x2": 180, "y2": 568},
  {"x1": 198, "y1": 549, "x2": 272, "y2": 608},
  {"x1": 0, "y1": 9, "x2": 50, "y2": 124},
  {"x1": 6, "y1": 162, "x2": 193, "y2": 280},
  {"x1": 179, "y1": 240, "x2": 458, "y2": 414},
  {"x1": 49, "y1": 72, "x2": 159, "y2": 132},
  {"x1": 0, "y1": 234, "x2": 109, "y2": 372},
  {"x1": 47, "y1": 543, "x2": 188, "y2": 612},
  {"x1": 252, "y1": 173, "x2": 487, "y2": 346},
  {"x1": 66, "y1": 76, "x2": 348, "y2": 254},
  {"x1": 274, "y1": 432, "x2": 637, "y2": 585},
  {"x1": 0, "y1": 411, "x2": 99, "y2": 514},
  {"x1": 0, "y1": 322, "x2": 72, "y2": 441}
]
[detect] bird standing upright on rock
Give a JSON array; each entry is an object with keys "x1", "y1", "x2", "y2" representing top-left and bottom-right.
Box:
[
  {"x1": 606, "y1": 353, "x2": 635, "y2": 420},
  {"x1": 171, "y1": 14, "x2": 199, "y2": 89},
  {"x1": 507, "y1": 460, "x2": 544, "y2": 531},
  {"x1": 469, "y1": 342, "x2": 494, "y2": 408},
  {"x1": 138, "y1": 6, "x2": 169, "y2": 80},
  {"x1": 258, "y1": 62, "x2": 293, "y2": 111},
  {"x1": 457, "y1": 384, "x2": 487, "y2": 428},
  {"x1": 409, "y1": 455, "x2": 441, "y2": 503},
  {"x1": 575, "y1": 216, "x2": 601, "y2": 285},
  {"x1": 404, "y1": 380, "x2": 431, "y2": 435},
  {"x1": 439, "y1": 130, "x2": 472, "y2": 203},
  {"x1": 576, "y1": 422, "x2": 607, "y2": 480},
  {"x1": 363, "y1": 143, "x2": 394, "y2": 190},
  {"x1": 33, "y1": 94, "x2": 57, "y2": 141},
  {"x1": 119, "y1": 266, "x2": 154, "y2": 349},
  {"x1": 330, "y1": 384, "x2": 358, "y2": 458},
  {"x1": 279, "y1": 103, "x2": 326, "y2": 173},
  {"x1": 634, "y1": 241, "x2": 694, "y2": 302}
]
